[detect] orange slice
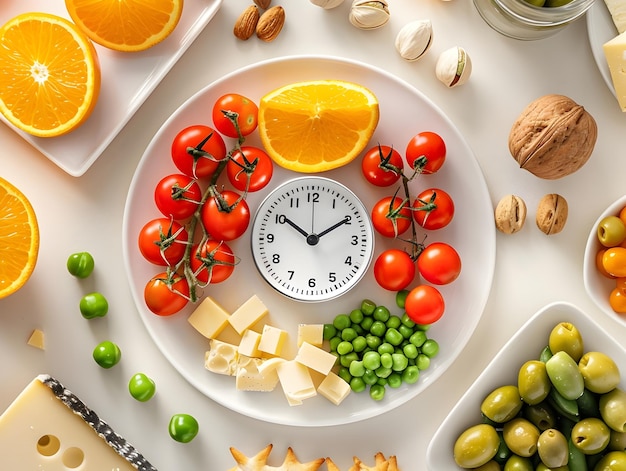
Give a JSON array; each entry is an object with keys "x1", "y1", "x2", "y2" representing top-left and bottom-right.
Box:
[
  {"x1": 0, "y1": 177, "x2": 39, "y2": 299},
  {"x1": 258, "y1": 80, "x2": 380, "y2": 173},
  {"x1": 0, "y1": 12, "x2": 101, "y2": 138},
  {"x1": 65, "y1": 0, "x2": 184, "y2": 52}
]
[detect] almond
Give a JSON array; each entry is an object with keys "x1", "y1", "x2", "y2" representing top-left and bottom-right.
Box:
[
  {"x1": 254, "y1": 0, "x2": 272, "y2": 9},
  {"x1": 256, "y1": 6, "x2": 285, "y2": 42},
  {"x1": 233, "y1": 5, "x2": 260, "y2": 40}
]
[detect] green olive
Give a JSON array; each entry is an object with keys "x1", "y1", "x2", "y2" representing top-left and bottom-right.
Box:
[
  {"x1": 546, "y1": 351, "x2": 585, "y2": 400},
  {"x1": 503, "y1": 454, "x2": 533, "y2": 471},
  {"x1": 600, "y1": 388, "x2": 626, "y2": 433},
  {"x1": 597, "y1": 215, "x2": 626, "y2": 248},
  {"x1": 518, "y1": 360, "x2": 551, "y2": 405},
  {"x1": 592, "y1": 450, "x2": 626, "y2": 470},
  {"x1": 523, "y1": 402, "x2": 557, "y2": 431},
  {"x1": 571, "y1": 417, "x2": 611, "y2": 454},
  {"x1": 481, "y1": 385, "x2": 523, "y2": 423},
  {"x1": 535, "y1": 465, "x2": 568, "y2": 471},
  {"x1": 473, "y1": 461, "x2": 501, "y2": 471},
  {"x1": 609, "y1": 430, "x2": 626, "y2": 451},
  {"x1": 537, "y1": 428, "x2": 569, "y2": 468},
  {"x1": 548, "y1": 322, "x2": 584, "y2": 362},
  {"x1": 578, "y1": 351, "x2": 621, "y2": 394},
  {"x1": 523, "y1": 0, "x2": 546, "y2": 6},
  {"x1": 502, "y1": 418, "x2": 540, "y2": 457},
  {"x1": 454, "y1": 424, "x2": 500, "y2": 468}
]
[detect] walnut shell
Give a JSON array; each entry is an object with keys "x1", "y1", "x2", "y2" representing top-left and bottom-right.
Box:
[{"x1": 508, "y1": 94, "x2": 597, "y2": 180}]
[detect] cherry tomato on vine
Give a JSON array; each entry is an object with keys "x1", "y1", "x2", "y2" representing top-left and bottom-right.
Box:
[
  {"x1": 404, "y1": 285, "x2": 445, "y2": 325},
  {"x1": 373, "y1": 249, "x2": 416, "y2": 291},
  {"x1": 190, "y1": 240, "x2": 236, "y2": 284},
  {"x1": 361, "y1": 144, "x2": 404, "y2": 187},
  {"x1": 405, "y1": 131, "x2": 446, "y2": 174},
  {"x1": 171, "y1": 124, "x2": 227, "y2": 178},
  {"x1": 371, "y1": 196, "x2": 412, "y2": 238},
  {"x1": 417, "y1": 242, "x2": 461, "y2": 285},
  {"x1": 144, "y1": 273, "x2": 189, "y2": 316},
  {"x1": 413, "y1": 188, "x2": 455, "y2": 230},
  {"x1": 154, "y1": 174, "x2": 202, "y2": 220},
  {"x1": 212, "y1": 93, "x2": 258, "y2": 139},
  {"x1": 138, "y1": 218, "x2": 188, "y2": 266},
  {"x1": 227, "y1": 146, "x2": 274, "y2": 192},
  {"x1": 201, "y1": 190, "x2": 250, "y2": 241}
]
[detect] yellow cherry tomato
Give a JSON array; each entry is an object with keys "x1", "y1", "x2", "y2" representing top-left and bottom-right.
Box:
[
  {"x1": 602, "y1": 247, "x2": 626, "y2": 277},
  {"x1": 619, "y1": 205, "x2": 626, "y2": 226},
  {"x1": 609, "y1": 286, "x2": 626, "y2": 313},
  {"x1": 597, "y1": 249, "x2": 616, "y2": 279}
]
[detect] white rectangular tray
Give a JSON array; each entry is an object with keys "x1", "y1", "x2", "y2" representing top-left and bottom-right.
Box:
[{"x1": 0, "y1": 0, "x2": 222, "y2": 177}]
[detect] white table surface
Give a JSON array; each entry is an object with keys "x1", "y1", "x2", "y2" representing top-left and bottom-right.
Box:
[{"x1": 1, "y1": 1, "x2": 625, "y2": 470}]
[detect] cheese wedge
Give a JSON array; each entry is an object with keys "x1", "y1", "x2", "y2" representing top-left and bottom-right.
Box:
[
  {"x1": 604, "y1": 32, "x2": 626, "y2": 111},
  {"x1": 605, "y1": 0, "x2": 626, "y2": 34}
]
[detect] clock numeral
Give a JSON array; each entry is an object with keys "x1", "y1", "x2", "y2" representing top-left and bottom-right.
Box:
[
  {"x1": 266, "y1": 233, "x2": 274, "y2": 243},
  {"x1": 308, "y1": 278, "x2": 316, "y2": 288},
  {"x1": 307, "y1": 192, "x2": 319, "y2": 203},
  {"x1": 288, "y1": 270, "x2": 294, "y2": 280},
  {"x1": 290, "y1": 197, "x2": 299, "y2": 208},
  {"x1": 329, "y1": 272, "x2": 336, "y2": 282},
  {"x1": 272, "y1": 254, "x2": 280, "y2": 263},
  {"x1": 344, "y1": 215, "x2": 352, "y2": 224},
  {"x1": 345, "y1": 256, "x2": 352, "y2": 266},
  {"x1": 276, "y1": 214, "x2": 286, "y2": 224},
  {"x1": 351, "y1": 235, "x2": 359, "y2": 245}
]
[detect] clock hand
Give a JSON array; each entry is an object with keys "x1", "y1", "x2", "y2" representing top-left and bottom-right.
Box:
[
  {"x1": 317, "y1": 217, "x2": 351, "y2": 239},
  {"x1": 281, "y1": 215, "x2": 309, "y2": 238}
]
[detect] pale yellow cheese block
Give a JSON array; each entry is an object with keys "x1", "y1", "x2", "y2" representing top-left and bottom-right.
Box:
[
  {"x1": 605, "y1": 0, "x2": 626, "y2": 34},
  {"x1": 604, "y1": 31, "x2": 626, "y2": 111}
]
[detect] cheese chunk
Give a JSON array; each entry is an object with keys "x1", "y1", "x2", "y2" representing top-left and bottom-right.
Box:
[
  {"x1": 605, "y1": 0, "x2": 626, "y2": 34},
  {"x1": 205, "y1": 339, "x2": 239, "y2": 375},
  {"x1": 235, "y1": 357, "x2": 279, "y2": 392},
  {"x1": 188, "y1": 296, "x2": 230, "y2": 339},
  {"x1": 317, "y1": 372, "x2": 352, "y2": 405},
  {"x1": 238, "y1": 330, "x2": 262, "y2": 357},
  {"x1": 228, "y1": 295, "x2": 268, "y2": 335},
  {"x1": 0, "y1": 375, "x2": 155, "y2": 470},
  {"x1": 297, "y1": 324, "x2": 324, "y2": 347},
  {"x1": 295, "y1": 341, "x2": 336, "y2": 375},
  {"x1": 604, "y1": 32, "x2": 626, "y2": 111},
  {"x1": 27, "y1": 329, "x2": 45, "y2": 350},
  {"x1": 258, "y1": 325, "x2": 288, "y2": 356},
  {"x1": 276, "y1": 360, "x2": 317, "y2": 405}
]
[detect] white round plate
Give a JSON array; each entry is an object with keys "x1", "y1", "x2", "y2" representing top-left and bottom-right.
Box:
[
  {"x1": 122, "y1": 55, "x2": 496, "y2": 426},
  {"x1": 587, "y1": 0, "x2": 617, "y2": 96}
]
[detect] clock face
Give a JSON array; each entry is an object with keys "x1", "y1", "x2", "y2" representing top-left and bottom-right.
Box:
[{"x1": 250, "y1": 176, "x2": 375, "y2": 302}]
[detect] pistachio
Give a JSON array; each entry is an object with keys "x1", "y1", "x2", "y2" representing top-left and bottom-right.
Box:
[
  {"x1": 435, "y1": 46, "x2": 472, "y2": 88},
  {"x1": 233, "y1": 5, "x2": 260, "y2": 41},
  {"x1": 256, "y1": 6, "x2": 285, "y2": 42},
  {"x1": 536, "y1": 194, "x2": 568, "y2": 235},
  {"x1": 395, "y1": 20, "x2": 433, "y2": 62},
  {"x1": 349, "y1": 0, "x2": 390, "y2": 30},
  {"x1": 495, "y1": 195, "x2": 527, "y2": 234},
  {"x1": 310, "y1": 0, "x2": 345, "y2": 8}
]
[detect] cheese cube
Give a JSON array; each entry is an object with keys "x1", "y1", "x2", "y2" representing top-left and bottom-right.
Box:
[
  {"x1": 317, "y1": 372, "x2": 352, "y2": 405},
  {"x1": 228, "y1": 295, "x2": 268, "y2": 335},
  {"x1": 604, "y1": 32, "x2": 626, "y2": 112},
  {"x1": 297, "y1": 324, "x2": 324, "y2": 347},
  {"x1": 238, "y1": 330, "x2": 262, "y2": 357},
  {"x1": 204, "y1": 339, "x2": 239, "y2": 375},
  {"x1": 188, "y1": 296, "x2": 230, "y2": 339},
  {"x1": 258, "y1": 325, "x2": 288, "y2": 356},
  {"x1": 276, "y1": 360, "x2": 316, "y2": 405},
  {"x1": 27, "y1": 329, "x2": 45, "y2": 350},
  {"x1": 235, "y1": 357, "x2": 279, "y2": 392},
  {"x1": 295, "y1": 342, "x2": 336, "y2": 375}
]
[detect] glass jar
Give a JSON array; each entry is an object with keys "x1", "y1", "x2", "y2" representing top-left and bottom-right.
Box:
[{"x1": 473, "y1": 0, "x2": 596, "y2": 40}]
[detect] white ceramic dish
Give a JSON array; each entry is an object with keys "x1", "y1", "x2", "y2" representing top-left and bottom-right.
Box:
[
  {"x1": 122, "y1": 55, "x2": 496, "y2": 426},
  {"x1": 426, "y1": 301, "x2": 626, "y2": 469},
  {"x1": 587, "y1": 0, "x2": 617, "y2": 96},
  {"x1": 583, "y1": 194, "x2": 626, "y2": 329},
  {"x1": 0, "y1": 0, "x2": 222, "y2": 177}
]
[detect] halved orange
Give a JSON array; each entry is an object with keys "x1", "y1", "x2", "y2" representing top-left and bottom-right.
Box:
[
  {"x1": 0, "y1": 12, "x2": 101, "y2": 138},
  {"x1": 65, "y1": 0, "x2": 184, "y2": 52},
  {"x1": 0, "y1": 177, "x2": 39, "y2": 299},
  {"x1": 258, "y1": 80, "x2": 380, "y2": 173}
]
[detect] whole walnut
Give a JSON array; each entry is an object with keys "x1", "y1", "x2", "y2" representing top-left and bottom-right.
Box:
[{"x1": 508, "y1": 94, "x2": 597, "y2": 180}]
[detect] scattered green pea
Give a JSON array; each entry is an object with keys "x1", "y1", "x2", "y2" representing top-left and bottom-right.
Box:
[
  {"x1": 396, "y1": 289, "x2": 409, "y2": 309},
  {"x1": 92, "y1": 341, "x2": 121, "y2": 369},
  {"x1": 168, "y1": 414, "x2": 199, "y2": 443},
  {"x1": 79, "y1": 292, "x2": 108, "y2": 319},
  {"x1": 128, "y1": 373, "x2": 156, "y2": 402},
  {"x1": 66, "y1": 252, "x2": 95, "y2": 278}
]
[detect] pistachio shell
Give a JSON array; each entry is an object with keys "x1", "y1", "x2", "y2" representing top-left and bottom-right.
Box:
[
  {"x1": 395, "y1": 19, "x2": 433, "y2": 61},
  {"x1": 349, "y1": 0, "x2": 390, "y2": 30},
  {"x1": 435, "y1": 46, "x2": 472, "y2": 87}
]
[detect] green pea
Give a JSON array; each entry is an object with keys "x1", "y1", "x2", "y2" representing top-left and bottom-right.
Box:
[
  {"x1": 375, "y1": 366, "x2": 392, "y2": 378},
  {"x1": 322, "y1": 324, "x2": 337, "y2": 340},
  {"x1": 363, "y1": 351, "x2": 381, "y2": 370},
  {"x1": 416, "y1": 354, "x2": 431, "y2": 370},
  {"x1": 391, "y1": 353, "x2": 409, "y2": 372},
  {"x1": 365, "y1": 334, "x2": 381, "y2": 350},
  {"x1": 92, "y1": 341, "x2": 121, "y2": 369},
  {"x1": 403, "y1": 343, "x2": 418, "y2": 359},
  {"x1": 401, "y1": 312, "x2": 415, "y2": 328},
  {"x1": 328, "y1": 336, "x2": 341, "y2": 352},
  {"x1": 380, "y1": 352, "x2": 393, "y2": 369},
  {"x1": 129, "y1": 373, "x2": 156, "y2": 402},
  {"x1": 80, "y1": 292, "x2": 108, "y2": 319},
  {"x1": 360, "y1": 316, "x2": 374, "y2": 331},
  {"x1": 349, "y1": 309, "x2": 364, "y2": 324},
  {"x1": 396, "y1": 290, "x2": 409, "y2": 309},
  {"x1": 350, "y1": 377, "x2": 366, "y2": 393},
  {"x1": 340, "y1": 352, "x2": 358, "y2": 368},
  {"x1": 378, "y1": 342, "x2": 394, "y2": 355},
  {"x1": 337, "y1": 366, "x2": 351, "y2": 383},
  {"x1": 363, "y1": 369, "x2": 378, "y2": 385},
  {"x1": 336, "y1": 341, "x2": 353, "y2": 355},
  {"x1": 352, "y1": 335, "x2": 367, "y2": 353},
  {"x1": 168, "y1": 413, "x2": 199, "y2": 443},
  {"x1": 410, "y1": 330, "x2": 427, "y2": 348},
  {"x1": 369, "y1": 384, "x2": 386, "y2": 401},
  {"x1": 402, "y1": 365, "x2": 419, "y2": 384},
  {"x1": 372, "y1": 305, "x2": 390, "y2": 322},
  {"x1": 422, "y1": 339, "x2": 439, "y2": 357},
  {"x1": 370, "y1": 320, "x2": 386, "y2": 337},
  {"x1": 386, "y1": 315, "x2": 401, "y2": 330},
  {"x1": 546, "y1": 351, "x2": 584, "y2": 400},
  {"x1": 341, "y1": 327, "x2": 357, "y2": 342},
  {"x1": 360, "y1": 299, "x2": 376, "y2": 315},
  {"x1": 349, "y1": 360, "x2": 365, "y2": 377},
  {"x1": 333, "y1": 314, "x2": 351, "y2": 330},
  {"x1": 67, "y1": 252, "x2": 95, "y2": 278},
  {"x1": 387, "y1": 372, "x2": 402, "y2": 388},
  {"x1": 384, "y1": 328, "x2": 403, "y2": 346},
  {"x1": 398, "y1": 324, "x2": 414, "y2": 339}
]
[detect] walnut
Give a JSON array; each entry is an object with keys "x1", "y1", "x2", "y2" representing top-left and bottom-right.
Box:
[
  {"x1": 508, "y1": 95, "x2": 597, "y2": 180},
  {"x1": 494, "y1": 194, "x2": 527, "y2": 234},
  {"x1": 536, "y1": 193, "x2": 568, "y2": 235}
]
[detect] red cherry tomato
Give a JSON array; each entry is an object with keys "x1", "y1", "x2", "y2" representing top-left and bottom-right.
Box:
[
  {"x1": 227, "y1": 146, "x2": 274, "y2": 192},
  {"x1": 404, "y1": 285, "x2": 445, "y2": 325},
  {"x1": 212, "y1": 93, "x2": 259, "y2": 138},
  {"x1": 405, "y1": 131, "x2": 446, "y2": 175},
  {"x1": 144, "y1": 273, "x2": 189, "y2": 316},
  {"x1": 371, "y1": 196, "x2": 412, "y2": 238},
  {"x1": 361, "y1": 144, "x2": 404, "y2": 187},
  {"x1": 190, "y1": 240, "x2": 236, "y2": 284},
  {"x1": 171, "y1": 125, "x2": 227, "y2": 178},
  {"x1": 201, "y1": 190, "x2": 250, "y2": 241},
  {"x1": 413, "y1": 188, "x2": 455, "y2": 230},
  {"x1": 373, "y1": 249, "x2": 416, "y2": 291},
  {"x1": 417, "y1": 242, "x2": 462, "y2": 285},
  {"x1": 138, "y1": 218, "x2": 189, "y2": 266},
  {"x1": 154, "y1": 174, "x2": 202, "y2": 220}
]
